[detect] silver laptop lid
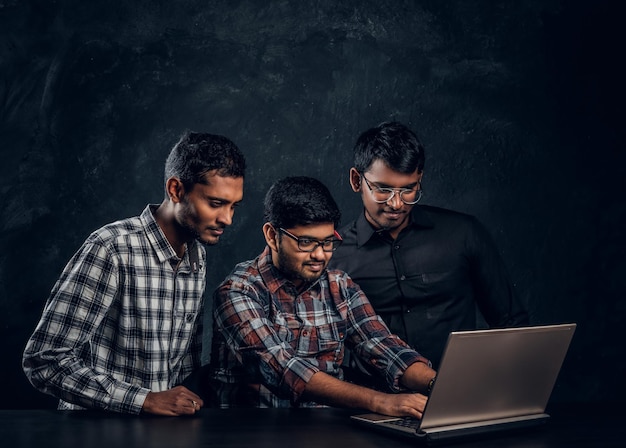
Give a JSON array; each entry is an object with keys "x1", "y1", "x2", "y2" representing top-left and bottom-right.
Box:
[{"x1": 420, "y1": 323, "x2": 576, "y2": 430}]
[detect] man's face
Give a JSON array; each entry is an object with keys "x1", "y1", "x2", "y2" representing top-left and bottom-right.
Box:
[
  {"x1": 352, "y1": 159, "x2": 422, "y2": 239},
  {"x1": 273, "y1": 223, "x2": 336, "y2": 288},
  {"x1": 176, "y1": 172, "x2": 244, "y2": 246}
]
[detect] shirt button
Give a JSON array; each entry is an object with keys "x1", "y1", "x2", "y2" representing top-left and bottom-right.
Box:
[
  {"x1": 400, "y1": 275, "x2": 406, "y2": 281},
  {"x1": 394, "y1": 245, "x2": 400, "y2": 250}
]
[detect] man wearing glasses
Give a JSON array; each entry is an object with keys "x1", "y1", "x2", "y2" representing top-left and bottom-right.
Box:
[
  {"x1": 330, "y1": 121, "x2": 528, "y2": 382},
  {"x1": 209, "y1": 176, "x2": 437, "y2": 418}
]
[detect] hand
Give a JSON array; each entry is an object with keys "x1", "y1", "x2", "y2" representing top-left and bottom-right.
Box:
[
  {"x1": 372, "y1": 392, "x2": 429, "y2": 419},
  {"x1": 141, "y1": 385, "x2": 204, "y2": 416}
]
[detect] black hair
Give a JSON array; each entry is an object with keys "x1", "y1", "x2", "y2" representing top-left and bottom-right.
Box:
[
  {"x1": 164, "y1": 131, "x2": 246, "y2": 194},
  {"x1": 263, "y1": 176, "x2": 341, "y2": 229},
  {"x1": 353, "y1": 121, "x2": 425, "y2": 174}
]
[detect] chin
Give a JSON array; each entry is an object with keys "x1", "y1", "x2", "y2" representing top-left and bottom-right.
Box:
[
  {"x1": 303, "y1": 271, "x2": 324, "y2": 282},
  {"x1": 197, "y1": 236, "x2": 220, "y2": 246}
]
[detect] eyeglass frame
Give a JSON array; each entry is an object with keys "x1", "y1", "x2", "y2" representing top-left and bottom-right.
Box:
[
  {"x1": 278, "y1": 227, "x2": 343, "y2": 252},
  {"x1": 360, "y1": 174, "x2": 423, "y2": 205}
]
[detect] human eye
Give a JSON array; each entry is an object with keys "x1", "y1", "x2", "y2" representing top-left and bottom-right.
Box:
[{"x1": 298, "y1": 238, "x2": 316, "y2": 250}]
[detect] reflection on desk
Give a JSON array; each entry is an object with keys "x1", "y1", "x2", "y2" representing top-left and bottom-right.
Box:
[{"x1": 1, "y1": 404, "x2": 624, "y2": 448}]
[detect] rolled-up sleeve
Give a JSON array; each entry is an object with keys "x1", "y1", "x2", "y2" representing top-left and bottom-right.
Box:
[
  {"x1": 213, "y1": 281, "x2": 320, "y2": 403},
  {"x1": 335, "y1": 273, "x2": 430, "y2": 391}
]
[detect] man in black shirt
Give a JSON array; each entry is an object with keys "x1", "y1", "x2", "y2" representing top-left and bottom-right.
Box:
[{"x1": 330, "y1": 121, "x2": 528, "y2": 377}]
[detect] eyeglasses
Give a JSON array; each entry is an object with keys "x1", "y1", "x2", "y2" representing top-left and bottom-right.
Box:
[
  {"x1": 361, "y1": 175, "x2": 422, "y2": 205},
  {"x1": 278, "y1": 228, "x2": 343, "y2": 252}
]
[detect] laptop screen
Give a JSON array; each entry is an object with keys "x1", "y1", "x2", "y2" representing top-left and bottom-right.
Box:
[{"x1": 420, "y1": 323, "x2": 577, "y2": 430}]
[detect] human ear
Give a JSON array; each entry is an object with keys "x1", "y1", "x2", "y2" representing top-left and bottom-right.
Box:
[
  {"x1": 166, "y1": 177, "x2": 185, "y2": 203},
  {"x1": 349, "y1": 168, "x2": 361, "y2": 193},
  {"x1": 263, "y1": 223, "x2": 279, "y2": 252}
]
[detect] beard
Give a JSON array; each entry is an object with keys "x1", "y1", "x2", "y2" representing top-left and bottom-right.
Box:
[
  {"x1": 276, "y1": 246, "x2": 326, "y2": 285},
  {"x1": 365, "y1": 206, "x2": 410, "y2": 233},
  {"x1": 177, "y1": 201, "x2": 222, "y2": 246}
]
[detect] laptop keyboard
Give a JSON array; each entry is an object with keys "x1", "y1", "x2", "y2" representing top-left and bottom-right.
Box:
[{"x1": 387, "y1": 417, "x2": 421, "y2": 430}]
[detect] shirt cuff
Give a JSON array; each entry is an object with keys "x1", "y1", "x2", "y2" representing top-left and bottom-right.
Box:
[
  {"x1": 388, "y1": 351, "x2": 431, "y2": 392},
  {"x1": 107, "y1": 383, "x2": 151, "y2": 414},
  {"x1": 281, "y1": 358, "x2": 320, "y2": 404}
]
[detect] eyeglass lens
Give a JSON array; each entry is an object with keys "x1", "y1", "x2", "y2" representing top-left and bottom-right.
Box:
[
  {"x1": 371, "y1": 188, "x2": 421, "y2": 204},
  {"x1": 279, "y1": 228, "x2": 342, "y2": 252}
]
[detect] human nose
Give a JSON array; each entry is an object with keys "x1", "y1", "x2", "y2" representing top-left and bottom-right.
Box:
[
  {"x1": 310, "y1": 243, "x2": 326, "y2": 258},
  {"x1": 386, "y1": 190, "x2": 403, "y2": 208},
  {"x1": 217, "y1": 207, "x2": 234, "y2": 226}
]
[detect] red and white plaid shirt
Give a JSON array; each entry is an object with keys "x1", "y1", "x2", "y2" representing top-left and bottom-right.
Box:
[{"x1": 210, "y1": 246, "x2": 430, "y2": 408}]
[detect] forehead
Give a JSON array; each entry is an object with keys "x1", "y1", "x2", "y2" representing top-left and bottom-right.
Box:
[
  {"x1": 365, "y1": 159, "x2": 421, "y2": 186},
  {"x1": 285, "y1": 222, "x2": 336, "y2": 238},
  {"x1": 193, "y1": 171, "x2": 244, "y2": 202}
]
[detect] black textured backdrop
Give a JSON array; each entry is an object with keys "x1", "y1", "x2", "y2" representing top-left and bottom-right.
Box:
[{"x1": 1, "y1": 0, "x2": 624, "y2": 409}]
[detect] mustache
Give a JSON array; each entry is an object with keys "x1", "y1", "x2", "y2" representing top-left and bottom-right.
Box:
[{"x1": 381, "y1": 208, "x2": 405, "y2": 213}]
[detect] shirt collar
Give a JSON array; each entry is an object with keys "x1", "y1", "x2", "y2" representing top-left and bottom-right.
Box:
[
  {"x1": 355, "y1": 205, "x2": 435, "y2": 246},
  {"x1": 141, "y1": 204, "x2": 200, "y2": 272}
]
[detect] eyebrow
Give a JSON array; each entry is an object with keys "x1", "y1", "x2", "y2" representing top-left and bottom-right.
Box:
[
  {"x1": 371, "y1": 180, "x2": 419, "y2": 189},
  {"x1": 205, "y1": 194, "x2": 244, "y2": 204},
  {"x1": 295, "y1": 233, "x2": 337, "y2": 240}
]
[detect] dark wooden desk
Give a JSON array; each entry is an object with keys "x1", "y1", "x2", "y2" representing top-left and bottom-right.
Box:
[{"x1": 1, "y1": 405, "x2": 623, "y2": 448}]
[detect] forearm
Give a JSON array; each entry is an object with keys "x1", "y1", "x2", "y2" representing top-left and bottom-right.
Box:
[
  {"x1": 399, "y1": 361, "x2": 437, "y2": 393},
  {"x1": 302, "y1": 371, "x2": 431, "y2": 419},
  {"x1": 302, "y1": 371, "x2": 386, "y2": 411},
  {"x1": 23, "y1": 345, "x2": 149, "y2": 414}
]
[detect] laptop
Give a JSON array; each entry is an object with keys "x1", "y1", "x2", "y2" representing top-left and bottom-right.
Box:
[{"x1": 351, "y1": 323, "x2": 576, "y2": 445}]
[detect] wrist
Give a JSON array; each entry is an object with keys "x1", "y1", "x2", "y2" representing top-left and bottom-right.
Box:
[{"x1": 368, "y1": 390, "x2": 387, "y2": 414}]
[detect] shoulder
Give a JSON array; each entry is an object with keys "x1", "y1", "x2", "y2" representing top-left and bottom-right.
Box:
[
  {"x1": 326, "y1": 268, "x2": 361, "y2": 294},
  {"x1": 213, "y1": 256, "x2": 273, "y2": 312},
  {"x1": 62, "y1": 216, "x2": 145, "y2": 267},
  {"x1": 417, "y1": 204, "x2": 476, "y2": 223},
  {"x1": 336, "y1": 218, "x2": 358, "y2": 242},
  {"x1": 86, "y1": 215, "x2": 144, "y2": 248},
  {"x1": 415, "y1": 205, "x2": 485, "y2": 233},
  {"x1": 416, "y1": 206, "x2": 499, "y2": 253},
  {"x1": 216, "y1": 257, "x2": 263, "y2": 294}
]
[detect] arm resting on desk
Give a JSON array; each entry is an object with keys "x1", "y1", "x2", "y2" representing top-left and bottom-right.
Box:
[{"x1": 302, "y1": 363, "x2": 433, "y2": 419}]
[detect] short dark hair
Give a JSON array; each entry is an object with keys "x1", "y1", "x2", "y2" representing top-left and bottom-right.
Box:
[
  {"x1": 263, "y1": 176, "x2": 341, "y2": 229},
  {"x1": 353, "y1": 121, "x2": 425, "y2": 174},
  {"x1": 164, "y1": 131, "x2": 246, "y2": 194}
]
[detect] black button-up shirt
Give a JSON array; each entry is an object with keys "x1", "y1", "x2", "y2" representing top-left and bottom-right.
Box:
[{"x1": 330, "y1": 205, "x2": 528, "y2": 369}]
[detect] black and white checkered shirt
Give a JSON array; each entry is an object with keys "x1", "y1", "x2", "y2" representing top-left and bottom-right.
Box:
[{"x1": 23, "y1": 205, "x2": 206, "y2": 414}]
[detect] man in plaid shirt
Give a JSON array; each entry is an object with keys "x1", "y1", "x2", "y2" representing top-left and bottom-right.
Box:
[
  {"x1": 23, "y1": 132, "x2": 246, "y2": 416},
  {"x1": 210, "y1": 176, "x2": 437, "y2": 418}
]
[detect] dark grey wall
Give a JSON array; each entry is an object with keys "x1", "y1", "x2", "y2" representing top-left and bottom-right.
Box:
[{"x1": 1, "y1": 0, "x2": 624, "y2": 409}]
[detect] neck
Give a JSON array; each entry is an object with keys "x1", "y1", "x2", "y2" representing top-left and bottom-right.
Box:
[{"x1": 154, "y1": 201, "x2": 189, "y2": 258}]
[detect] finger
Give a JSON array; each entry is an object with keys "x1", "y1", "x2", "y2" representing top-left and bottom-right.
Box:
[
  {"x1": 403, "y1": 407, "x2": 423, "y2": 419},
  {"x1": 190, "y1": 399, "x2": 202, "y2": 410},
  {"x1": 187, "y1": 389, "x2": 203, "y2": 401},
  {"x1": 176, "y1": 400, "x2": 196, "y2": 416},
  {"x1": 187, "y1": 393, "x2": 204, "y2": 408},
  {"x1": 176, "y1": 386, "x2": 204, "y2": 407}
]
